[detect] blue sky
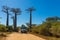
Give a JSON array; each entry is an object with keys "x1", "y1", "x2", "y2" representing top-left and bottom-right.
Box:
[{"x1": 0, "y1": 0, "x2": 60, "y2": 26}]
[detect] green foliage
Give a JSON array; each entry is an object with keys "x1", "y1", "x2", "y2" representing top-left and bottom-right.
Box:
[
  {"x1": 31, "y1": 22, "x2": 60, "y2": 37},
  {"x1": 0, "y1": 24, "x2": 7, "y2": 32},
  {"x1": 16, "y1": 27, "x2": 20, "y2": 32},
  {"x1": 7, "y1": 26, "x2": 14, "y2": 32},
  {"x1": 49, "y1": 22, "x2": 60, "y2": 36},
  {"x1": 31, "y1": 23, "x2": 52, "y2": 36}
]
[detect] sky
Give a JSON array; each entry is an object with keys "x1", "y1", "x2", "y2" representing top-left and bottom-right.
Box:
[{"x1": 0, "y1": 0, "x2": 60, "y2": 26}]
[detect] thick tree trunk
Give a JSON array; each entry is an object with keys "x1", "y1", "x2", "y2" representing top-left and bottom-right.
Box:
[
  {"x1": 6, "y1": 11, "x2": 9, "y2": 27},
  {"x1": 30, "y1": 11, "x2": 32, "y2": 32},
  {"x1": 14, "y1": 13, "x2": 17, "y2": 31},
  {"x1": 13, "y1": 16, "x2": 15, "y2": 30}
]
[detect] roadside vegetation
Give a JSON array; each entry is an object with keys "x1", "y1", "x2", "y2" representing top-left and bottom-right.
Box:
[
  {"x1": 0, "y1": 24, "x2": 20, "y2": 40},
  {"x1": 29, "y1": 16, "x2": 60, "y2": 40},
  {"x1": 0, "y1": 24, "x2": 10, "y2": 40}
]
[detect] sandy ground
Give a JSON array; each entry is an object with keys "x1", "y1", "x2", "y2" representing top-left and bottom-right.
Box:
[{"x1": 6, "y1": 32, "x2": 46, "y2": 40}]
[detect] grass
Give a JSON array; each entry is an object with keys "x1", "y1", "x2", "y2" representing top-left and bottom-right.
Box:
[
  {"x1": 46, "y1": 37, "x2": 60, "y2": 40},
  {"x1": 30, "y1": 32, "x2": 60, "y2": 40},
  {"x1": 0, "y1": 32, "x2": 12, "y2": 40}
]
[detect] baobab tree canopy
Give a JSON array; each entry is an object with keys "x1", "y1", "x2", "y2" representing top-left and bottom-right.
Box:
[
  {"x1": 10, "y1": 8, "x2": 21, "y2": 14},
  {"x1": 2, "y1": 6, "x2": 10, "y2": 13},
  {"x1": 26, "y1": 7, "x2": 36, "y2": 12}
]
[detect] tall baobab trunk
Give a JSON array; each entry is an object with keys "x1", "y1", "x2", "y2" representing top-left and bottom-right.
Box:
[
  {"x1": 30, "y1": 11, "x2": 32, "y2": 31},
  {"x1": 14, "y1": 13, "x2": 17, "y2": 31},
  {"x1": 6, "y1": 11, "x2": 9, "y2": 27},
  {"x1": 13, "y1": 17, "x2": 15, "y2": 30}
]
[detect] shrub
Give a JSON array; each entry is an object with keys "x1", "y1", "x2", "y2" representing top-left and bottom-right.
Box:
[{"x1": 0, "y1": 24, "x2": 7, "y2": 32}]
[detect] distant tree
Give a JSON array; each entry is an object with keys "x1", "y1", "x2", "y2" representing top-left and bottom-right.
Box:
[
  {"x1": 21, "y1": 24, "x2": 27, "y2": 29},
  {"x1": 10, "y1": 8, "x2": 21, "y2": 31},
  {"x1": 2, "y1": 6, "x2": 10, "y2": 27},
  {"x1": 32, "y1": 24, "x2": 37, "y2": 29},
  {"x1": 11, "y1": 16, "x2": 15, "y2": 30},
  {"x1": 0, "y1": 17, "x2": 2, "y2": 24},
  {"x1": 16, "y1": 27, "x2": 20, "y2": 32},
  {"x1": 26, "y1": 23, "x2": 30, "y2": 27},
  {"x1": 7, "y1": 26, "x2": 14, "y2": 32},
  {"x1": 26, "y1": 7, "x2": 36, "y2": 32},
  {"x1": 26, "y1": 23, "x2": 37, "y2": 32},
  {"x1": 46, "y1": 16, "x2": 60, "y2": 22},
  {"x1": 26, "y1": 23, "x2": 36, "y2": 27}
]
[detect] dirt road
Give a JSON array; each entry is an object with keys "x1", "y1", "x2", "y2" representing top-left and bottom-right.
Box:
[{"x1": 6, "y1": 33, "x2": 46, "y2": 40}]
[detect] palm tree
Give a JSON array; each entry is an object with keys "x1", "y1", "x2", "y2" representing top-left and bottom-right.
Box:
[
  {"x1": 10, "y1": 8, "x2": 21, "y2": 31},
  {"x1": 26, "y1": 7, "x2": 36, "y2": 32},
  {"x1": 2, "y1": 6, "x2": 10, "y2": 27}
]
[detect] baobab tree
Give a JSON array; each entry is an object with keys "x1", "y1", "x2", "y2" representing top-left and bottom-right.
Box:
[
  {"x1": 11, "y1": 16, "x2": 15, "y2": 30},
  {"x1": 0, "y1": 17, "x2": 2, "y2": 24},
  {"x1": 26, "y1": 7, "x2": 36, "y2": 32},
  {"x1": 10, "y1": 8, "x2": 21, "y2": 31},
  {"x1": 2, "y1": 6, "x2": 10, "y2": 27}
]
